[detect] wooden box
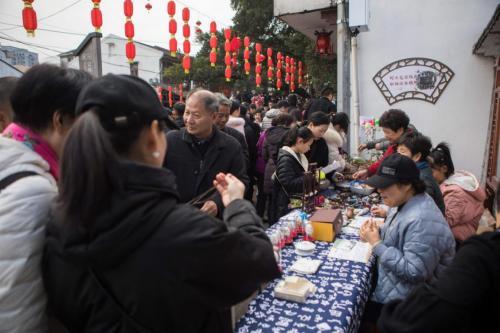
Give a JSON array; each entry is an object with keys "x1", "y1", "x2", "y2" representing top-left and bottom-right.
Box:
[{"x1": 309, "y1": 209, "x2": 343, "y2": 242}]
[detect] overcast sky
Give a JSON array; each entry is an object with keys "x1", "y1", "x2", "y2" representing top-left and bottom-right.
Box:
[{"x1": 0, "y1": 0, "x2": 235, "y2": 63}]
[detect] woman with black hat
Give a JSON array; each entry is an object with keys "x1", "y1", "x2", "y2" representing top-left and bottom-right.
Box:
[
  {"x1": 42, "y1": 74, "x2": 280, "y2": 333},
  {"x1": 358, "y1": 153, "x2": 455, "y2": 330}
]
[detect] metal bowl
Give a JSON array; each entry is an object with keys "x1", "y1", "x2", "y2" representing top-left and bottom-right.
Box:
[{"x1": 350, "y1": 182, "x2": 375, "y2": 196}]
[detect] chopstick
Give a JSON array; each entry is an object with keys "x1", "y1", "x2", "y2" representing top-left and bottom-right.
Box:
[{"x1": 187, "y1": 186, "x2": 217, "y2": 206}]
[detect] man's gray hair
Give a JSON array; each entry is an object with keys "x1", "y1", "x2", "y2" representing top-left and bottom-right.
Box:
[
  {"x1": 215, "y1": 92, "x2": 231, "y2": 108},
  {"x1": 186, "y1": 88, "x2": 219, "y2": 113}
]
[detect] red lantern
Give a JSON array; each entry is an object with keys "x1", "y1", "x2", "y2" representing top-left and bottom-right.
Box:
[
  {"x1": 224, "y1": 28, "x2": 231, "y2": 81},
  {"x1": 124, "y1": 0, "x2": 133, "y2": 17},
  {"x1": 145, "y1": 2, "x2": 152, "y2": 12},
  {"x1": 255, "y1": 63, "x2": 262, "y2": 75},
  {"x1": 255, "y1": 43, "x2": 262, "y2": 53},
  {"x1": 244, "y1": 62, "x2": 251, "y2": 75},
  {"x1": 256, "y1": 75, "x2": 262, "y2": 87},
  {"x1": 277, "y1": 78, "x2": 282, "y2": 90},
  {"x1": 125, "y1": 21, "x2": 134, "y2": 39},
  {"x1": 182, "y1": 7, "x2": 190, "y2": 74},
  {"x1": 126, "y1": 41, "x2": 136, "y2": 62},
  {"x1": 182, "y1": 56, "x2": 191, "y2": 74},
  {"x1": 182, "y1": 7, "x2": 190, "y2": 21},
  {"x1": 167, "y1": 1, "x2": 175, "y2": 16},
  {"x1": 314, "y1": 30, "x2": 333, "y2": 55},
  {"x1": 167, "y1": 1, "x2": 177, "y2": 56},
  {"x1": 209, "y1": 22, "x2": 217, "y2": 67},
  {"x1": 22, "y1": 0, "x2": 37, "y2": 37},
  {"x1": 230, "y1": 37, "x2": 240, "y2": 67},
  {"x1": 91, "y1": 7, "x2": 102, "y2": 32}
]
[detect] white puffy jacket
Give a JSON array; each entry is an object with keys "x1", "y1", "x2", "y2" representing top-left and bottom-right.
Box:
[
  {"x1": 322, "y1": 123, "x2": 346, "y2": 173},
  {"x1": 0, "y1": 137, "x2": 57, "y2": 333}
]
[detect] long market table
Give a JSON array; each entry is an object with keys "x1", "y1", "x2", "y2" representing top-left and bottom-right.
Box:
[{"x1": 235, "y1": 206, "x2": 376, "y2": 333}]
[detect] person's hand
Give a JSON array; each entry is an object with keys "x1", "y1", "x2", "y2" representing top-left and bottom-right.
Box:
[
  {"x1": 371, "y1": 205, "x2": 387, "y2": 218},
  {"x1": 359, "y1": 219, "x2": 381, "y2": 245},
  {"x1": 200, "y1": 200, "x2": 218, "y2": 216},
  {"x1": 358, "y1": 144, "x2": 367, "y2": 152},
  {"x1": 353, "y1": 169, "x2": 368, "y2": 180},
  {"x1": 375, "y1": 143, "x2": 383, "y2": 150},
  {"x1": 213, "y1": 173, "x2": 245, "y2": 207}
]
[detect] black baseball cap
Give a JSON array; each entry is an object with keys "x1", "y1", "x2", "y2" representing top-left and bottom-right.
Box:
[
  {"x1": 75, "y1": 74, "x2": 176, "y2": 130},
  {"x1": 365, "y1": 153, "x2": 420, "y2": 189}
]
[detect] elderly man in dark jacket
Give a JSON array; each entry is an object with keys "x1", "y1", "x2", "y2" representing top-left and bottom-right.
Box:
[
  {"x1": 164, "y1": 89, "x2": 249, "y2": 217},
  {"x1": 304, "y1": 86, "x2": 336, "y2": 120}
]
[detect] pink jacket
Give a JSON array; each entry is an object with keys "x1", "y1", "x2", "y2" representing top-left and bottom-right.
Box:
[{"x1": 440, "y1": 171, "x2": 486, "y2": 242}]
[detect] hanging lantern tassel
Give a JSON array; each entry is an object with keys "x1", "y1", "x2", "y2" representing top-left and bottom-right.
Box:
[
  {"x1": 124, "y1": 0, "x2": 135, "y2": 63},
  {"x1": 22, "y1": 0, "x2": 38, "y2": 37},
  {"x1": 182, "y1": 7, "x2": 190, "y2": 74},
  {"x1": 168, "y1": 86, "x2": 173, "y2": 107},
  {"x1": 224, "y1": 28, "x2": 232, "y2": 82},
  {"x1": 243, "y1": 36, "x2": 250, "y2": 75},
  {"x1": 209, "y1": 21, "x2": 217, "y2": 67},
  {"x1": 91, "y1": 1, "x2": 103, "y2": 32},
  {"x1": 167, "y1": 1, "x2": 177, "y2": 57},
  {"x1": 179, "y1": 83, "x2": 183, "y2": 102},
  {"x1": 255, "y1": 43, "x2": 262, "y2": 87},
  {"x1": 267, "y1": 47, "x2": 273, "y2": 82},
  {"x1": 276, "y1": 52, "x2": 282, "y2": 90},
  {"x1": 298, "y1": 61, "x2": 303, "y2": 87},
  {"x1": 156, "y1": 86, "x2": 163, "y2": 101}
]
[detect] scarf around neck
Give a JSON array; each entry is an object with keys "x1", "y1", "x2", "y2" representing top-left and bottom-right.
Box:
[{"x1": 2, "y1": 123, "x2": 59, "y2": 180}]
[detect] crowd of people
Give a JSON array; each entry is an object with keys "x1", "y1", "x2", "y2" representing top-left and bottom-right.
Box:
[{"x1": 0, "y1": 64, "x2": 497, "y2": 332}]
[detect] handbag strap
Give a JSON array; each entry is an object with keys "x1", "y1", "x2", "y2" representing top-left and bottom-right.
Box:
[
  {"x1": 88, "y1": 267, "x2": 151, "y2": 332},
  {"x1": 0, "y1": 171, "x2": 38, "y2": 192}
]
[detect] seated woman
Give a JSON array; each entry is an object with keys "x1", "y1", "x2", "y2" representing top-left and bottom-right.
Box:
[
  {"x1": 271, "y1": 127, "x2": 314, "y2": 224},
  {"x1": 429, "y1": 142, "x2": 486, "y2": 246},
  {"x1": 42, "y1": 74, "x2": 280, "y2": 333},
  {"x1": 323, "y1": 112, "x2": 350, "y2": 175},
  {"x1": 397, "y1": 132, "x2": 445, "y2": 214},
  {"x1": 359, "y1": 154, "x2": 455, "y2": 328}
]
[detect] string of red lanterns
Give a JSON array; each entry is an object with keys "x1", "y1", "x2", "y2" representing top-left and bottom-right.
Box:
[
  {"x1": 22, "y1": 0, "x2": 37, "y2": 37},
  {"x1": 224, "y1": 28, "x2": 232, "y2": 82},
  {"x1": 290, "y1": 57, "x2": 296, "y2": 92},
  {"x1": 90, "y1": 0, "x2": 102, "y2": 33},
  {"x1": 209, "y1": 21, "x2": 217, "y2": 67},
  {"x1": 230, "y1": 36, "x2": 241, "y2": 68},
  {"x1": 168, "y1": 86, "x2": 173, "y2": 107},
  {"x1": 255, "y1": 43, "x2": 262, "y2": 87},
  {"x1": 298, "y1": 61, "x2": 303, "y2": 87},
  {"x1": 178, "y1": 84, "x2": 183, "y2": 102},
  {"x1": 182, "y1": 7, "x2": 191, "y2": 74},
  {"x1": 167, "y1": 1, "x2": 177, "y2": 57},
  {"x1": 267, "y1": 47, "x2": 273, "y2": 83},
  {"x1": 276, "y1": 52, "x2": 283, "y2": 90},
  {"x1": 156, "y1": 86, "x2": 163, "y2": 101},
  {"x1": 123, "y1": 0, "x2": 136, "y2": 63},
  {"x1": 243, "y1": 36, "x2": 250, "y2": 75}
]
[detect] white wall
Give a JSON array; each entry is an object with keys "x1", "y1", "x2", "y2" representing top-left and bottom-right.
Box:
[
  {"x1": 101, "y1": 36, "x2": 162, "y2": 84},
  {"x1": 356, "y1": 0, "x2": 497, "y2": 181},
  {"x1": 274, "y1": 0, "x2": 332, "y2": 16}
]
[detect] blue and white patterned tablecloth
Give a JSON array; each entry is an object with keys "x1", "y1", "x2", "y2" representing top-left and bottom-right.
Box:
[{"x1": 235, "y1": 211, "x2": 376, "y2": 333}]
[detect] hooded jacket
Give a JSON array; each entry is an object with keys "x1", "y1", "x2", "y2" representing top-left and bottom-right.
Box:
[
  {"x1": 262, "y1": 126, "x2": 289, "y2": 194},
  {"x1": 261, "y1": 109, "x2": 280, "y2": 130},
  {"x1": 440, "y1": 171, "x2": 486, "y2": 242},
  {"x1": 271, "y1": 147, "x2": 308, "y2": 224},
  {"x1": 42, "y1": 162, "x2": 280, "y2": 333},
  {"x1": 0, "y1": 137, "x2": 57, "y2": 332}
]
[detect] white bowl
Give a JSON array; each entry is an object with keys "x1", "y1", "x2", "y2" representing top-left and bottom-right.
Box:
[{"x1": 295, "y1": 241, "x2": 316, "y2": 252}]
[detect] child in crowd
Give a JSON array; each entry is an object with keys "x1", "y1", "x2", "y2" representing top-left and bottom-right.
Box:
[
  {"x1": 429, "y1": 142, "x2": 486, "y2": 247},
  {"x1": 397, "y1": 132, "x2": 445, "y2": 214}
]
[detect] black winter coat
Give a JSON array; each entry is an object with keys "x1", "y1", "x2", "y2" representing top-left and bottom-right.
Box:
[
  {"x1": 304, "y1": 96, "x2": 335, "y2": 120},
  {"x1": 263, "y1": 126, "x2": 289, "y2": 194},
  {"x1": 306, "y1": 138, "x2": 329, "y2": 168},
  {"x1": 270, "y1": 148, "x2": 306, "y2": 224},
  {"x1": 164, "y1": 127, "x2": 249, "y2": 214},
  {"x1": 222, "y1": 126, "x2": 249, "y2": 168},
  {"x1": 43, "y1": 162, "x2": 280, "y2": 333}
]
